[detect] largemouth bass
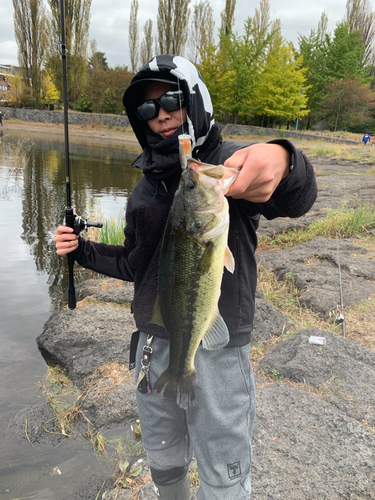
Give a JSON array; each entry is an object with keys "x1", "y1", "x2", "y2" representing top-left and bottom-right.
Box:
[{"x1": 148, "y1": 159, "x2": 240, "y2": 409}]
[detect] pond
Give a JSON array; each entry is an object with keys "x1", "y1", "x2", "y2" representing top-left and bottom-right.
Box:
[{"x1": 0, "y1": 128, "x2": 143, "y2": 498}]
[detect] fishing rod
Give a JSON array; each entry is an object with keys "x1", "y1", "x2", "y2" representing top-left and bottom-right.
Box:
[
  {"x1": 336, "y1": 235, "x2": 346, "y2": 338},
  {"x1": 59, "y1": 0, "x2": 102, "y2": 310}
]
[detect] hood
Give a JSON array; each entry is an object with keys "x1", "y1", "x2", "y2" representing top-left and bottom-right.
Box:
[{"x1": 123, "y1": 55, "x2": 214, "y2": 153}]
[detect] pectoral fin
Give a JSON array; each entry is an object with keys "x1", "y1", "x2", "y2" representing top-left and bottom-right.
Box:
[
  {"x1": 197, "y1": 241, "x2": 216, "y2": 275},
  {"x1": 224, "y1": 246, "x2": 235, "y2": 274},
  {"x1": 147, "y1": 295, "x2": 165, "y2": 327},
  {"x1": 202, "y1": 312, "x2": 230, "y2": 350}
]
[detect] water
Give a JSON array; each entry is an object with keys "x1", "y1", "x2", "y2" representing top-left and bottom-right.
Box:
[{"x1": 0, "y1": 129, "x2": 143, "y2": 498}]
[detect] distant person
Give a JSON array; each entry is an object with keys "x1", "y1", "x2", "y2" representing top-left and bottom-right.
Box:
[
  {"x1": 362, "y1": 133, "x2": 370, "y2": 146},
  {"x1": 0, "y1": 110, "x2": 3, "y2": 126}
]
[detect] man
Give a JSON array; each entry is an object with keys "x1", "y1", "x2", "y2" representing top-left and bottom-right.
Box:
[
  {"x1": 363, "y1": 133, "x2": 371, "y2": 146},
  {"x1": 55, "y1": 55, "x2": 317, "y2": 499}
]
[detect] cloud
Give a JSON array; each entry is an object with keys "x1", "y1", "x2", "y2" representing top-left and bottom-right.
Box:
[{"x1": 0, "y1": 0, "x2": 350, "y2": 68}]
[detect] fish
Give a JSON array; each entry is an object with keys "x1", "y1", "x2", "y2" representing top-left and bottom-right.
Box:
[{"x1": 148, "y1": 158, "x2": 240, "y2": 409}]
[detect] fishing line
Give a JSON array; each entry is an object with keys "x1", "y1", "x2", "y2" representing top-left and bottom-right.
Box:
[
  {"x1": 336, "y1": 234, "x2": 346, "y2": 338},
  {"x1": 177, "y1": 78, "x2": 185, "y2": 135}
]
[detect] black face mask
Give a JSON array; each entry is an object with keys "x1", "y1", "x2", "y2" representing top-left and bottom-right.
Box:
[{"x1": 136, "y1": 90, "x2": 185, "y2": 121}]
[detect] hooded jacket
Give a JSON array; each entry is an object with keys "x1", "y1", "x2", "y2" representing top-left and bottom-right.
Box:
[{"x1": 75, "y1": 55, "x2": 317, "y2": 347}]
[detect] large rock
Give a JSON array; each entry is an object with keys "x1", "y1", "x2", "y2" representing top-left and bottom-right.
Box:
[
  {"x1": 36, "y1": 305, "x2": 136, "y2": 382},
  {"x1": 76, "y1": 278, "x2": 134, "y2": 305},
  {"x1": 256, "y1": 237, "x2": 375, "y2": 317},
  {"x1": 257, "y1": 328, "x2": 375, "y2": 426},
  {"x1": 252, "y1": 383, "x2": 375, "y2": 499},
  {"x1": 252, "y1": 294, "x2": 294, "y2": 343}
]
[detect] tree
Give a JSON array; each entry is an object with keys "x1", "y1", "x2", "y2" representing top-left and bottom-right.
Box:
[
  {"x1": 157, "y1": 0, "x2": 191, "y2": 55},
  {"x1": 12, "y1": 0, "x2": 45, "y2": 107},
  {"x1": 253, "y1": 40, "x2": 309, "y2": 127},
  {"x1": 128, "y1": 0, "x2": 139, "y2": 73},
  {"x1": 298, "y1": 20, "x2": 367, "y2": 127},
  {"x1": 41, "y1": 72, "x2": 59, "y2": 109},
  {"x1": 317, "y1": 10, "x2": 329, "y2": 41},
  {"x1": 187, "y1": 1, "x2": 215, "y2": 64},
  {"x1": 140, "y1": 19, "x2": 153, "y2": 67},
  {"x1": 217, "y1": 17, "x2": 274, "y2": 123},
  {"x1": 318, "y1": 75, "x2": 375, "y2": 130},
  {"x1": 45, "y1": 0, "x2": 92, "y2": 104},
  {"x1": 220, "y1": 0, "x2": 236, "y2": 36},
  {"x1": 88, "y1": 40, "x2": 108, "y2": 70},
  {"x1": 345, "y1": 0, "x2": 375, "y2": 65},
  {"x1": 85, "y1": 66, "x2": 133, "y2": 114}
]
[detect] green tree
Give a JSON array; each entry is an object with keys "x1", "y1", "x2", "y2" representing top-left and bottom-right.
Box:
[
  {"x1": 12, "y1": 0, "x2": 45, "y2": 107},
  {"x1": 298, "y1": 20, "x2": 367, "y2": 127},
  {"x1": 45, "y1": 0, "x2": 92, "y2": 104},
  {"x1": 88, "y1": 41, "x2": 108, "y2": 71},
  {"x1": 253, "y1": 41, "x2": 309, "y2": 127},
  {"x1": 218, "y1": 17, "x2": 274, "y2": 123},
  {"x1": 323, "y1": 21, "x2": 367, "y2": 81}
]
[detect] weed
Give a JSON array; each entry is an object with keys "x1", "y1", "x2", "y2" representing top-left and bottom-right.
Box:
[
  {"x1": 98, "y1": 212, "x2": 125, "y2": 245},
  {"x1": 256, "y1": 264, "x2": 336, "y2": 334},
  {"x1": 279, "y1": 129, "x2": 285, "y2": 138},
  {"x1": 189, "y1": 466, "x2": 200, "y2": 487},
  {"x1": 271, "y1": 369, "x2": 282, "y2": 381},
  {"x1": 114, "y1": 459, "x2": 143, "y2": 488},
  {"x1": 258, "y1": 204, "x2": 375, "y2": 251},
  {"x1": 309, "y1": 146, "x2": 339, "y2": 157},
  {"x1": 258, "y1": 128, "x2": 265, "y2": 137}
]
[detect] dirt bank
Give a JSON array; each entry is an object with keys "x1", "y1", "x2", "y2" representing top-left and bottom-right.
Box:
[{"x1": 3, "y1": 119, "x2": 142, "y2": 149}]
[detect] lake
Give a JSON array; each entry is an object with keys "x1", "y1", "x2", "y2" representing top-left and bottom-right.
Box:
[{"x1": 0, "y1": 128, "x2": 142, "y2": 498}]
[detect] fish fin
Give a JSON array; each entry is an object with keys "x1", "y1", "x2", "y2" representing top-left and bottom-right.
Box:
[
  {"x1": 147, "y1": 295, "x2": 165, "y2": 328},
  {"x1": 197, "y1": 241, "x2": 215, "y2": 275},
  {"x1": 154, "y1": 369, "x2": 196, "y2": 410},
  {"x1": 224, "y1": 246, "x2": 235, "y2": 274},
  {"x1": 202, "y1": 313, "x2": 230, "y2": 350}
]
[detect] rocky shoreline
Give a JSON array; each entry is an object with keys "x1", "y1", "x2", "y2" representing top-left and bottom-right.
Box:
[{"x1": 8, "y1": 149, "x2": 375, "y2": 499}]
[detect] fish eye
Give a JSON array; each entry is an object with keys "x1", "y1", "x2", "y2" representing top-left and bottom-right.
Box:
[{"x1": 186, "y1": 180, "x2": 196, "y2": 190}]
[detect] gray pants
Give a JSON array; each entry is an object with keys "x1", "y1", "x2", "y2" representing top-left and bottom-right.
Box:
[{"x1": 135, "y1": 332, "x2": 256, "y2": 500}]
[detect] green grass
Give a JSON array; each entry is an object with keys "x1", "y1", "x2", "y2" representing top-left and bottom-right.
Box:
[
  {"x1": 97, "y1": 212, "x2": 125, "y2": 245},
  {"x1": 259, "y1": 203, "x2": 375, "y2": 250},
  {"x1": 309, "y1": 146, "x2": 339, "y2": 157}
]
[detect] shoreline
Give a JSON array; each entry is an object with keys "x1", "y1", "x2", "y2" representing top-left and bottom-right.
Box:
[{"x1": 2, "y1": 118, "x2": 143, "y2": 150}]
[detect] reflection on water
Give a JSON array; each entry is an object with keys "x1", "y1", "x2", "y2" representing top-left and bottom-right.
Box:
[{"x1": 0, "y1": 131, "x2": 142, "y2": 498}]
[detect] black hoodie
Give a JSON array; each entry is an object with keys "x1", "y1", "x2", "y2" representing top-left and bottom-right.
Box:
[{"x1": 75, "y1": 55, "x2": 317, "y2": 346}]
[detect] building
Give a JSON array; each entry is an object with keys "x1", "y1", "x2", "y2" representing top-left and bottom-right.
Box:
[{"x1": 0, "y1": 65, "x2": 20, "y2": 104}]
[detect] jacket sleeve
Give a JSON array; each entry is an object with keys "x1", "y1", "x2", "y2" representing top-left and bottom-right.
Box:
[
  {"x1": 239, "y1": 139, "x2": 317, "y2": 220},
  {"x1": 74, "y1": 238, "x2": 135, "y2": 282}
]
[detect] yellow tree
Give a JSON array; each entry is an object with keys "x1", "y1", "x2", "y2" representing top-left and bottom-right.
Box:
[
  {"x1": 252, "y1": 40, "x2": 310, "y2": 127},
  {"x1": 41, "y1": 73, "x2": 59, "y2": 109},
  {"x1": 5, "y1": 70, "x2": 28, "y2": 107}
]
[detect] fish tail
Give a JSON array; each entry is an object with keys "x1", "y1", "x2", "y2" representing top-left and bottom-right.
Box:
[{"x1": 154, "y1": 369, "x2": 196, "y2": 410}]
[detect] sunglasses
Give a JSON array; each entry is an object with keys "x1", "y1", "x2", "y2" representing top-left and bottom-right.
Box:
[{"x1": 136, "y1": 90, "x2": 185, "y2": 121}]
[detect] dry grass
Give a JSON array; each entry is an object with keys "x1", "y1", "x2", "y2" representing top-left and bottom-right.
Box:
[{"x1": 40, "y1": 361, "x2": 132, "y2": 453}]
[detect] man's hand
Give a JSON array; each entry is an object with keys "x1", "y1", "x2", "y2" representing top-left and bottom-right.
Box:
[
  {"x1": 54, "y1": 226, "x2": 79, "y2": 256},
  {"x1": 225, "y1": 143, "x2": 290, "y2": 203}
]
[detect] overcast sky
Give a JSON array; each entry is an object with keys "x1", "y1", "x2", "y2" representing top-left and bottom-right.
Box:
[{"x1": 1, "y1": 0, "x2": 352, "y2": 68}]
